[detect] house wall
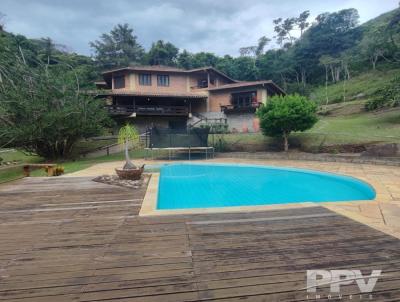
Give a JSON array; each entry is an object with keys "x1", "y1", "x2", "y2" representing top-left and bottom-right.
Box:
[
  {"x1": 188, "y1": 73, "x2": 232, "y2": 91},
  {"x1": 208, "y1": 88, "x2": 268, "y2": 112},
  {"x1": 132, "y1": 72, "x2": 189, "y2": 93}
]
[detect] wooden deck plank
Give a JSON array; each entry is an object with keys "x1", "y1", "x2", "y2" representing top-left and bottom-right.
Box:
[{"x1": 0, "y1": 176, "x2": 399, "y2": 301}]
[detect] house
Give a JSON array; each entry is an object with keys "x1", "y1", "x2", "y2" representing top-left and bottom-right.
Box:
[{"x1": 94, "y1": 65, "x2": 284, "y2": 132}]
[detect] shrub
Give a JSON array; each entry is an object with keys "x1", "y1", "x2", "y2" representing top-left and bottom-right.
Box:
[
  {"x1": 365, "y1": 76, "x2": 400, "y2": 110},
  {"x1": 256, "y1": 94, "x2": 318, "y2": 151}
]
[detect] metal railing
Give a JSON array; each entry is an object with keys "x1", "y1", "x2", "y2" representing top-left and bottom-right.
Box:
[
  {"x1": 106, "y1": 105, "x2": 189, "y2": 116},
  {"x1": 221, "y1": 102, "x2": 261, "y2": 113}
]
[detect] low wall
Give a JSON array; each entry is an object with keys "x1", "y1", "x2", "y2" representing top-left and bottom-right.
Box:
[
  {"x1": 215, "y1": 152, "x2": 400, "y2": 166},
  {"x1": 194, "y1": 112, "x2": 259, "y2": 133}
]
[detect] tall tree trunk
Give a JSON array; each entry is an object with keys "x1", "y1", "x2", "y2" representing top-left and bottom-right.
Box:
[
  {"x1": 123, "y1": 140, "x2": 136, "y2": 169},
  {"x1": 325, "y1": 66, "x2": 329, "y2": 106},
  {"x1": 283, "y1": 132, "x2": 289, "y2": 152}
]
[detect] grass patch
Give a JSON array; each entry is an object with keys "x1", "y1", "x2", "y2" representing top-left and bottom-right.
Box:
[
  {"x1": 310, "y1": 69, "x2": 400, "y2": 104},
  {"x1": 0, "y1": 166, "x2": 25, "y2": 183},
  {"x1": 307, "y1": 109, "x2": 400, "y2": 143},
  {"x1": 0, "y1": 149, "x2": 41, "y2": 163},
  {"x1": 70, "y1": 138, "x2": 117, "y2": 157}
]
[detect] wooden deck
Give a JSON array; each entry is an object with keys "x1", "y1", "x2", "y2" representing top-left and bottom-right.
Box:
[{"x1": 0, "y1": 176, "x2": 400, "y2": 301}]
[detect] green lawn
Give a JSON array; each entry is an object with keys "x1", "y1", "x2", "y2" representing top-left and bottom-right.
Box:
[
  {"x1": 216, "y1": 107, "x2": 400, "y2": 152},
  {"x1": 0, "y1": 149, "x2": 41, "y2": 163},
  {"x1": 307, "y1": 109, "x2": 400, "y2": 143}
]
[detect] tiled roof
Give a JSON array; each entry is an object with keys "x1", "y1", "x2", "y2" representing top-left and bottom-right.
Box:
[
  {"x1": 101, "y1": 65, "x2": 237, "y2": 82},
  {"x1": 102, "y1": 65, "x2": 186, "y2": 75},
  {"x1": 207, "y1": 80, "x2": 285, "y2": 94},
  {"x1": 94, "y1": 89, "x2": 208, "y2": 99}
]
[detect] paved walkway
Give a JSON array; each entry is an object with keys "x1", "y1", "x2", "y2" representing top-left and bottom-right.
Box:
[{"x1": 66, "y1": 158, "x2": 400, "y2": 239}]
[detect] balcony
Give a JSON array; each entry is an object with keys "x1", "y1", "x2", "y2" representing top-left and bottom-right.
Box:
[
  {"x1": 221, "y1": 102, "x2": 261, "y2": 114},
  {"x1": 106, "y1": 105, "x2": 189, "y2": 116}
]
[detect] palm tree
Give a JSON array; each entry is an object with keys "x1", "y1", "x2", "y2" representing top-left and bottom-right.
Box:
[{"x1": 118, "y1": 123, "x2": 139, "y2": 169}]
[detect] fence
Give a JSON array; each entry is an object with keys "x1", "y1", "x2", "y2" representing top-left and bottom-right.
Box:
[{"x1": 148, "y1": 127, "x2": 210, "y2": 148}]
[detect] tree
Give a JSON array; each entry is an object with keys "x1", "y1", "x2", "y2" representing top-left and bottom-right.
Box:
[
  {"x1": 273, "y1": 18, "x2": 288, "y2": 47},
  {"x1": 146, "y1": 40, "x2": 179, "y2": 66},
  {"x1": 239, "y1": 36, "x2": 270, "y2": 57},
  {"x1": 117, "y1": 124, "x2": 139, "y2": 169},
  {"x1": 0, "y1": 12, "x2": 5, "y2": 32},
  {"x1": 90, "y1": 23, "x2": 144, "y2": 70},
  {"x1": 0, "y1": 46, "x2": 112, "y2": 159},
  {"x1": 256, "y1": 94, "x2": 318, "y2": 151},
  {"x1": 296, "y1": 11, "x2": 310, "y2": 36},
  {"x1": 190, "y1": 52, "x2": 219, "y2": 68},
  {"x1": 177, "y1": 50, "x2": 194, "y2": 69},
  {"x1": 360, "y1": 31, "x2": 390, "y2": 70}
]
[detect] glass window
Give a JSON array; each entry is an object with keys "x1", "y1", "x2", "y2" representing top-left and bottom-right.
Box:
[
  {"x1": 198, "y1": 79, "x2": 208, "y2": 88},
  {"x1": 139, "y1": 74, "x2": 152, "y2": 86},
  {"x1": 157, "y1": 75, "x2": 170, "y2": 87},
  {"x1": 231, "y1": 91, "x2": 257, "y2": 108},
  {"x1": 113, "y1": 75, "x2": 125, "y2": 89}
]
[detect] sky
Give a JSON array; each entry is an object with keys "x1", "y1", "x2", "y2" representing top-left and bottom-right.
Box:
[{"x1": 1, "y1": 0, "x2": 399, "y2": 57}]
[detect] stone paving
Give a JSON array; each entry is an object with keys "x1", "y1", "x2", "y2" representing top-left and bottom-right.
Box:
[{"x1": 66, "y1": 157, "x2": 400, "y2": 239}]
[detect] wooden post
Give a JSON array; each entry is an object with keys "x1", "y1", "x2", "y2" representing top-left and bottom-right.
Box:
[
  {"x1": 47, "y1": 166, "x2": 54, "y2": 177},
  {"x1": 23, "y1": 165, "x2": 30, "y2": 177}
]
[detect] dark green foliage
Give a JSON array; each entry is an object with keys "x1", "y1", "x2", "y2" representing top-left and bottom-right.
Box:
[
  {"x1": 0, "y1": 44, "x2": 112, "y2": 160},
  {"x1": 256, "y1": 94, "x2": 318, "y2": 151},
  {"x1": 146, "y1": 40, "x2": 179, "y2": 66},
  {"x1": 90, "y1": 23, "x2": 144, "y2": 70},
  {"x1": 365, "y1": 76, "x2": 400, "y2": 110}
]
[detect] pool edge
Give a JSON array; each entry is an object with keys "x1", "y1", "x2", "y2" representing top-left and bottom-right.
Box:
[{"x1": 139, "y1": 172, "x2": 327, "y2": 216}]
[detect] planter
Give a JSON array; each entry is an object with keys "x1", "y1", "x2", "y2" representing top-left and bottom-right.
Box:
[{"x1": 115, "y1": 165, "x2": 144, "y2": 180}]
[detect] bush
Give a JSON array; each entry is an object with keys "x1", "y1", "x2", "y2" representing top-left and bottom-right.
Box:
[
  {"x1": 256, "y1": 94, "x2": 318, "y2": 151},
  {"x1": 365, "y1": 76, "x2": 400, "y2": 110}
]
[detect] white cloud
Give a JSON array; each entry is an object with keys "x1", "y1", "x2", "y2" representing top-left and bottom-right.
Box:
[{"x1": 1, "y1": 0, "x2": 398, "y2": 56}]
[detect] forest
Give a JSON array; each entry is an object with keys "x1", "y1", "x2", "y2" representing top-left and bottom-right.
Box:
[{"x1": 0, "y1": 6, "x2": 399, "y2": 104}]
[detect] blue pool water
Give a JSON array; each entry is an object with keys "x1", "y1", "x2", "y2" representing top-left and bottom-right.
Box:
[{"x1": 157, "y1": 163, "x2": 376, "y2": 210}]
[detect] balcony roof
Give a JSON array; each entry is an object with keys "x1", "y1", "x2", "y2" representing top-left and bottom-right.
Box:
[
  {"x1": 207, "y1": 80, "x2": 285, "y2": 95},
  {"x1": 93, "y1": 89, "x2": 208, "y2": 99}
]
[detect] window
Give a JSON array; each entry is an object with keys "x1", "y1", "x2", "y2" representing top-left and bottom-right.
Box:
[
  {"x1": 157, "y1": 75, "x2": 170, "y2": 87},
  {"x1": 197, "y1": 78, "x2": 215, "y2": 88},
  {"x1": 231, "y1": 91, "x2": 257, "y2": 108},
  {"x1": 198, "y1": 79, "x2": 208, "y2": 88},
  {"x1": 139, "y1": 74, "x2": 152, "y2": 86},
  {"x1": 113, "y1": 75, "x2": 125, "y2": 89}
]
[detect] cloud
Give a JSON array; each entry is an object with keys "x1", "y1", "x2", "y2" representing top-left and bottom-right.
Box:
[{"x1": 1, "y1": 0, "x2": 398, "y2": 56}]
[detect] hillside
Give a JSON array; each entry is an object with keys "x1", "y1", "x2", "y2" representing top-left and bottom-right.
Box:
[{"x1": 309, "y1": 68, "x2": 400, "y2": 104}]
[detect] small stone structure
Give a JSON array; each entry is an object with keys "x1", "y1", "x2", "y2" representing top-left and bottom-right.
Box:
[{"x1": 93, "y1": 174, "x2": 150, "y2": 189}]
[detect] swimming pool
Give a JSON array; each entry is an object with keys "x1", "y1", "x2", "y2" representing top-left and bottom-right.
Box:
[{"x1": 157, "y1": 163, "x2": 375, "y2": 210}]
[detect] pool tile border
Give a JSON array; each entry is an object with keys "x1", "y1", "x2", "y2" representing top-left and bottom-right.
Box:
[{"x1": 140, "y1": 172, "x2": 332, "y2": 216}]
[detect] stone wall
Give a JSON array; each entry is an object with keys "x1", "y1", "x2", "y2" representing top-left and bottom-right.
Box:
[{"x1": 216, "y1": 152, "x2": 400, "y2": 166}]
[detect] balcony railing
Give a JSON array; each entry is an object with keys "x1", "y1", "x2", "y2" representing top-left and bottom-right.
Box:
[
  {"x1": 221, "y1": 102, "x2": 261, "y2": 113},
  {"x1": 106, "y1": 105, "x2": 189, "y2": 116}
]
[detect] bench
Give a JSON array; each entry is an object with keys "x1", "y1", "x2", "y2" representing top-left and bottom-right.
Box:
[{"x1": 23, "y1": 164, "x2": 57, "y2": 177}]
